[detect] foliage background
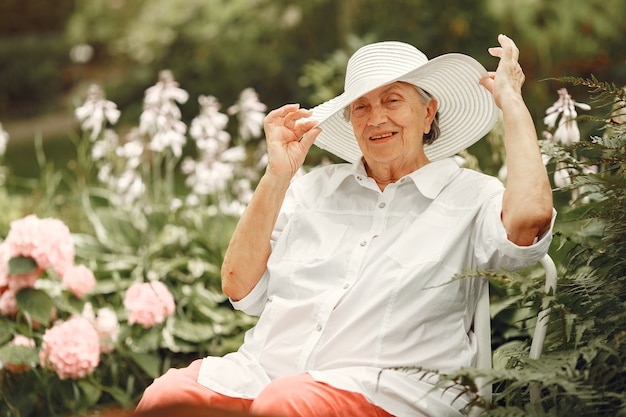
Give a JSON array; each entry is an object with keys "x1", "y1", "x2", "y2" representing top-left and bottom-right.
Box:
[{"x1": 0, "y1": 0, "x2": 625, "y2": 416}]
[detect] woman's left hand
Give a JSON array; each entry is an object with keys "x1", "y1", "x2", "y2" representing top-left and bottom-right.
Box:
[{"x1": 479, "y1": 34, "x2": 526, "y2": 109}]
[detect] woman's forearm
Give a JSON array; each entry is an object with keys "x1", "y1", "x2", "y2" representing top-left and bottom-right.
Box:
[{"x1": 221, "y1": 172, "x2": 292, "y2": 301}]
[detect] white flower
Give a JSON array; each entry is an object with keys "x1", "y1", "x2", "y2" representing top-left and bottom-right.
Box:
[
  {"x1": 82, "y1": 303, "x2": 119, "y2": 354},
  {"x1": 185, "y1": 194, "x2": 200, "y2": 207},
  {"x1": 139, "y1": 70, "x2": 188, "y2": 156},
  {"x1": 553, "y1": 162, "x2": 572, "y2": 189},
  {"x1": 143, "y1": 70, "x2": 189, "y2": 108},
  {"x1": 497, "y1": 164, "x2": 508, "y2": 183},
  {"x1": 170, "y1": 198, "x2": 183, "y2": 211},
  {"x1": 543, "y1": 88, "x2": 590, "y2": 145},
  {"x1": 190, "y1": 95, "x2": 231, "y2": 151},
  {"x1": 0, "y1": 122, "x2": 8, "y2": 156},
  {"x1": 92, "y1": 129, "x2": 119, "y2": 161},
  {"x1": 117, "y1": 139, "x2": 144, "y2": 170},
  {"x1": 553, "y1": 118, "x2": 581, "y2": 146},
  {"x1": 149, "y1": 128, "x2": 186, "y2": 158},
  {"x1": 116, "y1": 170, "x2": 145, "y2": 206},
  {"x1": 69, "y1": 44, "x2": 94, "y2": 64},
  {"x1": 232, "y1": 178, "x2": 254, "y2": 205},
  {"x1": 221, "y1": 145, "x2": 247, "y2": 163},
  {"x1": 180, "y1": 157, "x2": 196, "y2": 176},
  {"x1": 228, "y1": 88, "x2": 267, "y2": 142},
  {"x1": 97, "y1": 164, "x2": 111, "y2": 184},
  {"x1": 184, "y1": 159, "x2": 234, "y2": 196},
  {"x1": 75, "y1": 84, "x2": 121, "y2": 141},
  {"x1": 219, "y1": 199, "x2": 248, "y2": 216}
]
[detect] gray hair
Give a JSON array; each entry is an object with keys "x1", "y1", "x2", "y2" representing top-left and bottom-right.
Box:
[{"x1": 342, "y1": 85, "x2": 441, "y2": 145}]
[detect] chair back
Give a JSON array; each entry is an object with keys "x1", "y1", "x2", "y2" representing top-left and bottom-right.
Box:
[{"x1": 470, "y1": 254, "x2": 557, "y2": 414}]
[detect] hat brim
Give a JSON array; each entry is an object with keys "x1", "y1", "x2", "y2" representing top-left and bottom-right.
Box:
[{"x1": 309, "y1": 53, "x2": 499, "y2": 163}]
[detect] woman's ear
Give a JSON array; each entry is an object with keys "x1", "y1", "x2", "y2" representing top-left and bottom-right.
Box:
[{"x1": 424, "y1": 98, "x2": 438, "y2": 133}]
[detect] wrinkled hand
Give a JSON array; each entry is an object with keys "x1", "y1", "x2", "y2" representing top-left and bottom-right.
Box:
[
  {"x1": 263, "y1": 104, "x2": 321, "y2": 178},
  {"x1": 480, "y1": 34, "x2": 526, "y2": 109}
]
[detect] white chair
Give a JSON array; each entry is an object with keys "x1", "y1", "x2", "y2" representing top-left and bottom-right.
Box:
[{"x1": 469, "y1": 254, "x2": 557, "y2": 415}]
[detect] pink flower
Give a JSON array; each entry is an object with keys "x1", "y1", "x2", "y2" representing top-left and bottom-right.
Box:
[
  {"x1": 4, "y1": 215, "x2": 75, "y2": 277},
  {"x1": 39, "y1": 316, "x2": 100, "y2": 380},
  {"x1": 123, "y1": 281, "x2": 175, "y2": 328},
  {"x1": 4, "y1": 335, "x2": 36, "y2": 373},
  {"x1": 7, "y1": 269, "x2": 41, "y2": 291},
  {"x1": 82, "y1": 303, "x2": 119, "y2": 353},
  {"x1": 0, "y1": 289, "x2": 18, "y2": 316},
  {"x1": 0, "y1": 242, "x2": 9, "y2": 289},
  {"x1": 0, "y1": 270, "x2": 41, "y2": 317},
  {"x1": 0, "y1": 239, "x2": 41, "y2": 317},
  {"x1": 63, "y1": 264, "x2": 96, "y2": 298}
]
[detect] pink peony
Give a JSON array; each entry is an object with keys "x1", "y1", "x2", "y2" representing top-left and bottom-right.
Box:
[
  {"x1": 0, "y1": 289, "x2": 18, "y2": 316},
  {"x1": 39, "y1": 316, "x2": 100, "y2": 380},
  {"x1": 62, "y1": 264, "x2": 96, "y2": 298},
  {"x1": 123, "y1": 281, "x2": 175, "y2": 328},
  {"x1": 4, "y1": 335, "x2": 36, "y2": 373},
  {"x1": 7, "y1": 269, "x2": 41, "y2": 292},
  {"x1": 0, "y1": 270, "x2": 41, "y2": 317},
  {"x1": 4, "y1": 215, "x2": 75, "y2": 277},
  {"x1": 0, "y1": 242, "x2": 9, "y2": 289}
]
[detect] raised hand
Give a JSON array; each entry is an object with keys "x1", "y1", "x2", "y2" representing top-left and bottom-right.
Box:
[
  {"x1": 480, "y1": 34, "x2": 526, "y2": 109},
  {"x1": 263, "y1": 104, "x2": 321, "y2": 178}
]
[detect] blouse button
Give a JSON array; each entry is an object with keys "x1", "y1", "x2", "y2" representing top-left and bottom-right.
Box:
[
  {"x1": 315, "y1": 324, "x2": 323, "y2": 331},
  {"x1": 360, "y1": 241, "x2": 367, "y2": 247},
  {"x1": 378, "y1": 202, "x2": 386, "y2": 209}
]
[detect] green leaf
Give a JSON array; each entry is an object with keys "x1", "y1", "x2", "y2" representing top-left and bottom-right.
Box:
[
  {"x1": 127, "y1": 327, "x2": 160, "y2": 352},
  {"x1": 126, "y1": 351, "x2": 162, "y2": 379},
  {"x1": 8, "y1": 256, "x2": 38, "y2": 275},
  {"x1": 107, "y1": 385, "x2": 133, "y2": 409},
  {"x1": 168, "y1": 318, "x2": 215, "y2": 343},
  {"x1": 0, "y1": 344, "x2": 38, "y2": 366},
  {"x1": 77, "y1": 379, "x2": 102, "y2": 407},
  {"x1": 0, "y1": 321, "x2": 13, "y2": 345},
  {"x1": 15, "y1": 288, "x2": 55, "y2": 325}
]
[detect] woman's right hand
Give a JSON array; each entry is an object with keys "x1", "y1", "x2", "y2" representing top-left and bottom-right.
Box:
[{"x1": 263, "y1": 104, "x2": 322, "y2": 178}]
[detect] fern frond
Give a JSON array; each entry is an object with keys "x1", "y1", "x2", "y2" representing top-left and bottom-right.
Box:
[{"x1": 556, "y1": 75, "x2": 625, "y2": 104}]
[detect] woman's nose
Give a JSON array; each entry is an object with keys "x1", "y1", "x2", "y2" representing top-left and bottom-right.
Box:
[{"x1": 367, "y1": 104, "x2": 388, "y2": 126}]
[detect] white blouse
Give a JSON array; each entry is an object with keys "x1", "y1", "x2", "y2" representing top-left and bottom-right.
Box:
[{"x1": 198, "y1": 158, "x2": 554, "y2": 417}]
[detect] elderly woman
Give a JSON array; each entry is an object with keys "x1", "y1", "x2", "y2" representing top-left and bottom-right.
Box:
[{"x1": 136, "y1": 35, "x2": 554, "y2": 417}]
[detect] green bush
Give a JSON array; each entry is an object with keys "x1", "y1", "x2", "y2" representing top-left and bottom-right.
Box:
[
  {"x1": 0, "y1": 34, "x2": 70, "y2": 117},
  {"x1": 0, "y1": 74, "x2": 262, "y2": 416},
  {"x1": 444, "y1": 78, "x2": 626, "y2": 416}
]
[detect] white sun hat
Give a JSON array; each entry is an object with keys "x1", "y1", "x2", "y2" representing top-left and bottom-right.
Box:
[{"x1": 308, "y1": 41, "x2": 499, "y2": 163}]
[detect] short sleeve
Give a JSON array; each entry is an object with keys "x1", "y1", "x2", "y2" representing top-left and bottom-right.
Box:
[
  {"x1": 229, "y1": 272, "x2": 269, "y2": 316},
  {"x1": 474, "y1": 193, "x2": 557, "y2": 270},
  {"x1": 228, "y1": 184, "x2": 297, "y2": 316}
]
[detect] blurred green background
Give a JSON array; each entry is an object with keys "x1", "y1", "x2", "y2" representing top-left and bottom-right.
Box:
[{"x1": 1, "y1": 0, "x2": 625, "y2": 178}]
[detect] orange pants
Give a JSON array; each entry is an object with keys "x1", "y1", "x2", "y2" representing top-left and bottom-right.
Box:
[{"x1": 135, "y1": 359, "x2": 394, "y2": 417}]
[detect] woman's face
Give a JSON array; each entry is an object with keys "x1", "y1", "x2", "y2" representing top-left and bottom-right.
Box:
[{"x1": 349, "y1": 82, "x2": 437, "y2": 172}]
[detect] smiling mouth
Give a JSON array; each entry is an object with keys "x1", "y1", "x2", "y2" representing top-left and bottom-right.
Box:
[{"x1": 370, "y1": 132, "x2": 396, "y2": 141}]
